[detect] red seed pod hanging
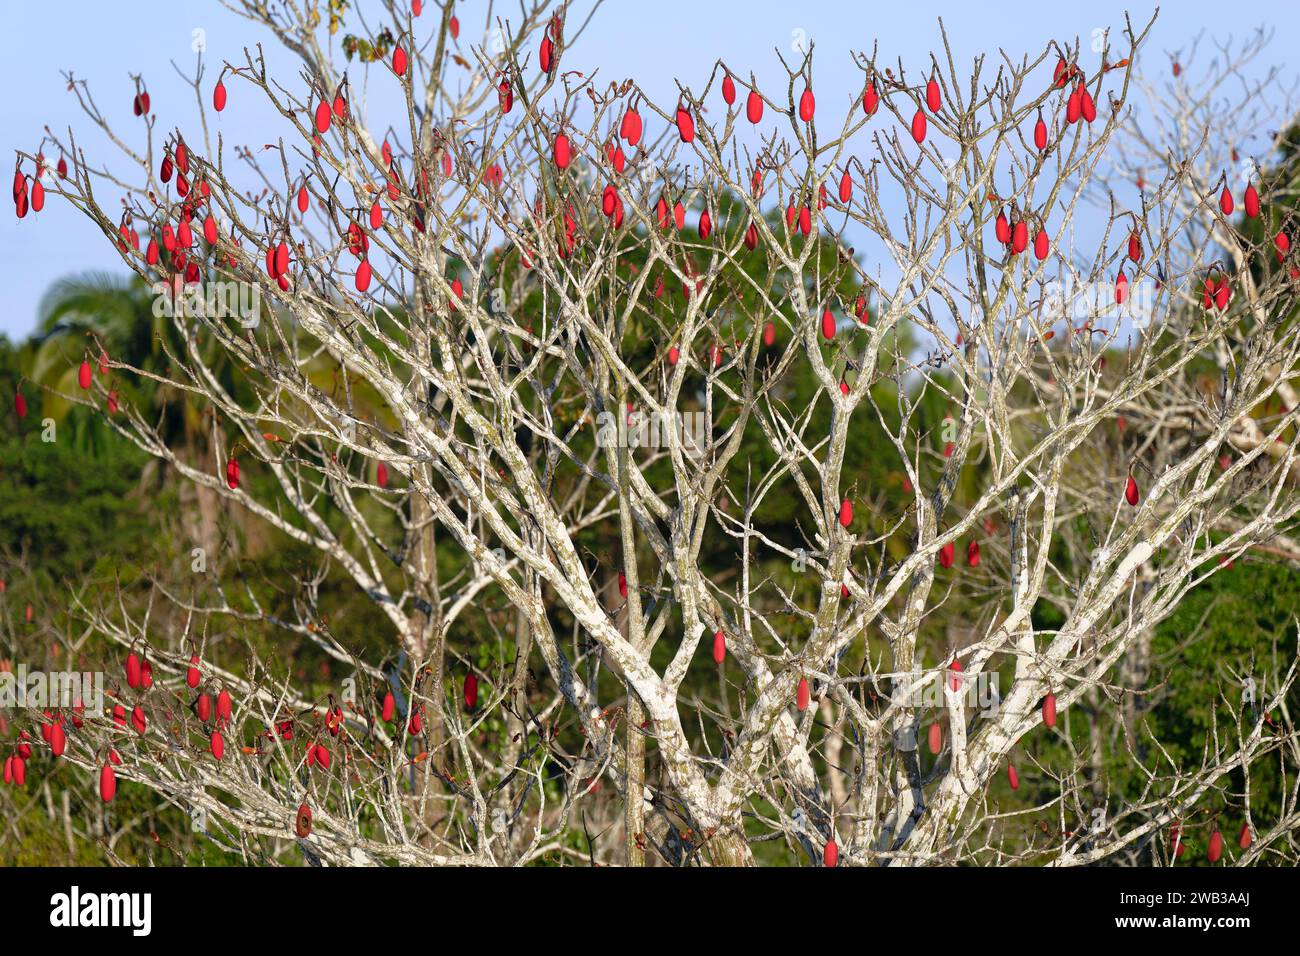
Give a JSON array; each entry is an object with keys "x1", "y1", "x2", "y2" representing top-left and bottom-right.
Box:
[
  {"x1": 797, "y1": 677, "x2": 810, "y2": 712},
  {"x1": 722, "y1": 73, "x2": 736, "y2": 105},
  {"x1": 712, "y1": 630, "x2": 726, "y2": 664},
  {"x1": 911, "y1": 109, "x2": 927, "y2": 143},
  {"x1": 925, "y1": 75, "x2": 941, "y2": 113},
  {"x1": 1125, "y1": 473, "x2": 1140, "y2": 506}
]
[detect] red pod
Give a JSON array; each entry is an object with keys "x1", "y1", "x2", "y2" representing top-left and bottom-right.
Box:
[
  {"x1": 99, "y1": 763, "x2": 116, "y2": 802},
  {"x1": 939, "y1": 541, "x2": 955, "y2": 569},
  {"x1": 925, "y1": 76, "x2": 941, "y2": 113},
  {"x1": 995, "y1": 211, "x2": 1010, "y2": 245},
  {"x1": 1214, "y1": 277, "x2": 1231, "y2": 311},
  {"x1": 498, "y1": 79, "x2": 513, "y2": 113},
  {"x1": 1238, "y1": 823, "x2": 1252, "y2": 850},
  {"x1": 226, "y1": 457, "x2": 240, "y2": 490},
  {"x1": 203, "y1": 214, "x2": 217, "y2": 245},
  {"x1": 799, "y1": 205, "x2": 811, "y2": 236},
  {"x1": 966, "y1": 540, "x2": 980, "y2": 567},
  {"x1": 712, "y1": 630, "x2": 726, "y2": 664},
  {"x1": 1115, "y1": 269, "x2": 1128, "y2": 305},
  {"x1": 620, "y1": 106, "x2": 642, "y2": 146},
  {"x1": 295, "y1": 803, "x2": 312, "y2": 838},
  {"x1": 539, "y1": 36, "x2": 554, "y2": 73},
  {"x1": 838, "y1": 498, "x2": 853, "y2": 528},
  {"x1": 315, "y1": 744, "x2": 331, "y2": 769},
  {"x1": 722, "y1": 73, "x2": 736, "y2": 105},
  {"x1": 197, "y1": 693, "x2": 212, "y2": 722},
  {"x1": 30, "y1": 179, "x2": 44, "y2": 212},
  {"x1": 297, "y1": 185, "x2": 309, "y2": 213},
  {"x1": 1207, "y1": 830, "x2": 1223, "y2": 863},
  {"x1": 1080, "y1": 89, "x2": 1096, "y2": 123},
  {"x1": 369, "y1": 200, "x2": 383, "y2": 230},
  {"x1": 1244, "y1": 183, "x2": 1259, "y2": 218},
  {"x1": 14, "y1": 390, "x2": 27, "y2": 419},
  {"x1": 1219, "y1": 186, "x2": 1233, "y2": 215},
  {"x1": 821, "y1": 308, "x2": 836, "y2": 340},
  {"x1": 667, "y1": 345, "x2": 680, "y2": 366},
  {"x1": 314, "y1": 101, "x2": 331, "y2": 134},
  {"x1": 13, "y1": 756, "x2": 26, "y2": 786},
  {"x1": 746, "y1": 89, "x2": 764, "y2": 124},
  {"x1": 1128, "y1": 232, "x2": 1142, "y2": 262},
  {"x1": 862, "y1": 82, "x2": 879, "y2": 115},
  {"x1": 448, "y1": 15, "x2": 459, "y2": 38},
  {"x1": 675, "y1": 106, "x2": 695, "y2": 143},
  {"x1": 355, "y1": 258, "x2": 372, "y2": 292},
  {"x1": 762, "y1": 320, "x2": 776, "y2": 346},
  {"x1": 839, "y1": 169, "x2": 852, "y2": 204},
  {"x1": 333, "y1": 93, "x2": 346, "y2": 119},
  {"x1": 1034, "y1": 112, "x2": 1047, "y2": 150},
  {"x1": 797, "y1": 677, "x2": 810, "y2": 712},
  {"x1": 911, "y1": 109, "x2": 927, "y2": 143},
  {"x1": 50, "y1": 722, "x2": 66, "y2": 757},
  {"x1": 213, "y1": 79, "x2": 227, "y2": 112},
  {"x1": 927, "y1": 722, "x2": 942, "y2": 754},
  {"x1": 746, "y1": 222, "x2": 759, "y2": 250},
  {"x1": 216, "y1": 688, "x2": 232, "y2": 723},
  {"x1": 799, "y1": 87, "x2": 815, "y2": 122},
  {"x1": 1034, "y1": 229, "x2": 1049, "y2": 260},
  {"x1": 393, "y1": 44, "x2": 408, "y2": 77},
  {"x1": 1011, "y1": 220, "x2": 1028, "y2": 254},
  {"x1": 146, "y1": 236, "x2": 159, "y2": 265},
  {"x1": 131, "y1": 705, "x2": 146, "y2": 734},
  {"x1": 377, "y1": 461, "x2": 389, "y2": 488},
  {"x1": 1007, "y1": 764, "x2": 1020, "y2": 790},
  {"x1": 274, "y1": 242, "x2": 289, "y2": 277},
  {"x1": 617, "y1": 571, "x2": 628, "y2": 599},
  {"x1": 210, "y1": 730, "x2": 224, "y2": 761},
  {"x1": 126, "y1": 651, "x2": 142, "y2": 689},
  {"x1": 464, "y1": 672, "x2": 479, "y2": 710},
  {"x1": 1125, "y1": 474, "x2": 1140, "y2": 506},
  {"x1": 382, "y1": 691, "x2": 396, "y2": 722},
  {"x1": 78, "y1": 361, "x2": 92, "y2": 390},
  {"x1": 553, "y1": 133, "x2": 571, "y2": 169},
  {"x1": 698, "y1": 208, "x2": 711, "y2": 239},
  {"x1": 1066, "y1": 85, "x2": 1082, "y2": 124},
  {"x1": 141, "y1": 660, "x2": 153, "y2": 689},
  {"x1": 187, "y1": 654, "x2": 201, "y2": 688},
  {"x1": 1276, "y1": 231, "x2": 1291, "y2": 255},
  {"x1": 1043, "y1": 692, "x2": 1057, "y2": 728},
  {"x1": 823, "y1": 839, "x2": 838, "y2": 867}
]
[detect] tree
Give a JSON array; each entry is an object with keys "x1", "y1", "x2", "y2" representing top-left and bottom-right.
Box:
[{"x1": 5, "y1": 2, "x2": 1299, "y2": 866}]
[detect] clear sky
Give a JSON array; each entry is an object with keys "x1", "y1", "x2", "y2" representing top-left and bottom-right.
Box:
[{"x1": 2, "y1": 0, "x2": 1296, "y2": 340}]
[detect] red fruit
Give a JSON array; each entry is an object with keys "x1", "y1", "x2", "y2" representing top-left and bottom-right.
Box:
[
  {"x1": 498, "y1": 79, "x2": 513, "y2": 113},
  {"x1": 797, "y1": 678, "x2": 810, "y2": 712},
  {"x1": 393, "y1": 44, "x2": 408, "y2": 77},
  {"x1": 838, "y1": 498, "x2": 853, "y2": 528},
  {"x1": 131, "y1": 705, "x2": 146, "y2": 735},
  {"x1": 821, "y1": 308, "x2": 836, "y2": 340},
  {"x1": 1219, "y1": 187, "x2": 1233, "y2": 215},
  {"x1": 216, "y1": 689, "x2": 232, "y2": 723},
  {"x1": 210, "y1": 730, "x2": 224, "y2": 760},
  {"x1": 14, "y1": 390, "x2": 27, "y2": 419},
  {"x1": 1007, "y1": 764, "x2": 1020, "y2": 790},
  {"x1": 125, "y1": 651, "x2": 142, "y2": 689},
  {"x1": 295, "y1": 803, "x2": 312, "y2": 838},
  {"x1": 2, "y1": 756, "x2": 11, "y2": 785},
  {"x1": 966, "y1": 540, "x2": 980, "y2": 567},
  {"x1": 197, "y1": 694, "x2": 212, "y2": 722},
  {"x1": 141, "y1": 659, "x2": 153, "y2": 689},
  {"x1": 50, "y1": 722, "x2": 66, "y2": 757},
  {"x1": 927, "y1": 722, "x2": 942, "y2": 754},
  {"x1": 1207, "y1": 830, "x2": 1223, "y2": 863},
  {"x1": 30, "y1": 179, "x2": 44, "y2": 212},
  {"x1": 99, "y1": 763, "x2": 116, "y2": 802},
  {"x1": 746, "y1": 89, "x2": 764, "y2": 124},
  {"x1": 175, "y1": 141, "x2": 189, "y2": 174},
  {"x1": 377, "y1": 461, "x2": 389, "y2": 488},
  {"x1": 799, "y1": 205, "x2": 811, "y2": 236},
  {"x1": 1043, "y1": 693, "x2": 1057, "y2": 728},
  {"x1": 314, "y1": 101, "x2": 332, "y2": 135},
  {"x1": 823, "y1": 840, "x2": 838, "y2": 867},
  {"x1": 213, "y1": 80, "x2": 227, "y2": 112},
  {"x1": 712, "y1": 630, "x2": 726, "y2": 664},
  {"x1": 1128, "y1": 232, "x2": 1142, "y2": 262},
  {"x1": 450, "y1": 278, "x2": 463, "y2": 308},
  {"x1": 1274, "y1": 231, "x2": 1290, "y2": 255},
  {"x1": 553, "y1": 133, "x2": 571, "y2": 169},
  {"x1": 314, "y1": 744, "x2": 331, "y2": 769},
  {"x1": 1214, "y1": 277, "x2": 1231, "y2": 311},
  {"x1": 112, "y1": 705, "x2": 126, "y2": 727},
  {"x1": 1080, "y1": 89, "x2": 1096, "y2": 123},
  {"x1": 995, "y1": 211, "x2": 1010, "y2": 245},
  {"x1": 203, "y1": 214, "x2": 217, "y2": 245},
  {"x1": 925, "y1": 76, "x2": 940, "y2": 113},
  {"x1": 539, "y1": 36, "x2": 554, "y2": 73},
  {"x1": 667, "y1": 346, "x2": 680, "y2": 366},
  {"x1": 274, "y1": 242, "x2": 289, "y2": 277},
  {"x1": 620, "y1": 106, "x2": 642, "y2": 146},
  {"x1": 1238, "y1": 823, "x2": 1252, "y2": 849},
  {"x1": 838, "y1": 169, "x2": 852, "y2": 204},
  {"x1": 464, "y1": 673, "x2": 479, "y2": 710},
  {"x1": 698, "y1": 209, "x2": 711, "y2": 239},
  {"x1": 186, "y1": 655, "x2": 201, "y2": 688},
  {"x1": 368, "y1": 200, "x2": 383, "y2": 230},
  {"x1": 799, "y1": 87, "x2": 815, "y2": 122},
  {"x1": 382, "y1": 691, "x2": 396, "y2": 722},
  {"x1": 355, "y1": 259, "x2": 372, "y2": 292},
  {"x1": 12, "y1": 757, "x2": 25, "y2": 786},
  {"x1": 448, "y1": 15, "x2": 459, "y2": 38},
  {"x1": 911, "y1": 109, "x2": 927, "y2": 143},
  {"x1": 863, "y1": 82, "x2": 879, "y2": 115},
  {"x1": 1115, "y1": 269, "x2": 1128, "y2": 305},
  {"x1": 722, "y1": 73, "x2": 736, "y2": 105},
  {"x1": 1011, "y1": 220, "x2": 1028, "y2": 254},
  {"x1": 1034, "y1": 113, "x2": 1047, "y2": 150},
  {"x1": 939, "y1": 541, "x2": 955, "y2": 569},
  {"x1": 745, "y1": 222, "x2": 759, "y2": 250},
  {"x1": 226, "y1": 457, "x2": 240, "y2": 490},
  {"x1": 617, "y1": 570, "x2": 628, "y2": 599},
  {"x1": 675, "y1": 106, "x2": 695, "y2": 143},
  {"x1": 1125, "y1": 473, "x2": 1139, "y2": 506},
  {"x1": 1034, "y1": 229, "x2": 1049, "y2": 260},
  {"x1": 1244, "y1": 183, "x2": 1259, "y2": 218},
  {"x1": 762, "y1": 321, "x2": 775, "y2": 347},
  {"x1": 673, "y1": 201, "x2": 685, "y2": 231},
  {"x1": 1067, "y1": 86, "x2": 1082, "y2": 124},
  {"x1": 78, "y1": 361, "x2": 92, "y2": 390}
]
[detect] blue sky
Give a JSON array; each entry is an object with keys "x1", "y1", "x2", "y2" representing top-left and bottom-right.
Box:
[{"x1": 2, "y1": 0, "x2": 1296, "y2": 339}]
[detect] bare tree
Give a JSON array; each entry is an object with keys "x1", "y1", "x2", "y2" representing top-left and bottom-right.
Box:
[{"x1": 7, "y1": 1, "x2": 1300, "y2": 866}]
